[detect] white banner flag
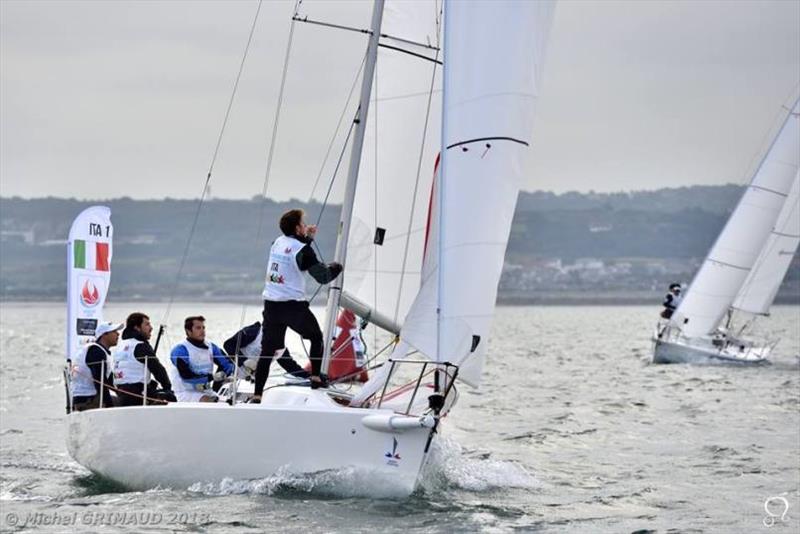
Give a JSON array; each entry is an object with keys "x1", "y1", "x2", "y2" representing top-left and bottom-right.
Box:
[{"x1": 66, "y1": 206, "x2": 113, "y2": 360}]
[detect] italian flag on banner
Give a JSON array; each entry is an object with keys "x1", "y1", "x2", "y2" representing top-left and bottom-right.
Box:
[{"x1": 73, "y1": 240, "x2": 110, "y2": 271}]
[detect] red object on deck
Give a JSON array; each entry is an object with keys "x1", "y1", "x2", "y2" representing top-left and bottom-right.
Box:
[{"x1": 306, "y1": 309, "x2": 369, "y2": 382}]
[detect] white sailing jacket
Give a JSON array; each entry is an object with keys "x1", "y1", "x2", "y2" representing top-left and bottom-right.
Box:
[
  {"x1": 262, "y1": 235, "x2": 307, "y2": 302},
  {"x1": 114, "y1": 338, "x2": 146, "y2": 385},
  {"x1": 71, "y1": 342, "x2": 108, "y2": 397}
]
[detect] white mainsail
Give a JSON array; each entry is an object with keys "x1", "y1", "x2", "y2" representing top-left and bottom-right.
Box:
[
  {"x1": 400, "y1": 0, "x2": 556, "y2": 386},
  {"x1": 66, "y1": 206, "x2": 114, "y2": 359},
  {"x1": 732, "y1": 170, "x2": 800, "y2": 316},
  {"x1": 673, "y1": 99, "x2": 800, "y2": 338},
  {"x1": 343, "y1": 0, "x2": 442, "y2": 338}
]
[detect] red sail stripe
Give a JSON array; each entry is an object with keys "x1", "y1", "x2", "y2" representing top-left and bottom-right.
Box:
[{"x1": 422, "y1": 153, "x2": 441, "y2": 264}]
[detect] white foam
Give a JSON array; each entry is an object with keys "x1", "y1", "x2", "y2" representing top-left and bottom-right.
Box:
[
  {"x1": 187, "y1": 465, "x2": 413, "y2": 499},
  {"x1": 419, "y1": 437, "x2": 541, "y2": 493}
]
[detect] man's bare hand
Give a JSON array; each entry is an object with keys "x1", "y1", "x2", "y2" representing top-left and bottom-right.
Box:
[{"x1": 306, "y1": 225, "x2": 318, "y2": 238}]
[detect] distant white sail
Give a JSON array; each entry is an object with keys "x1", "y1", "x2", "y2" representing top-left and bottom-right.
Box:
[
  {"x1": 400, "y1": 0, "x2": 556, "y2": 386},
  {"x1": 674, "y1": 99, "x2": 800, "y2": 337},
  {"x1": 732, "y1": 170, "x2": 800, "y2": 315},
  {"x1": 66, "y1": 206, "x2": 113, "y2": 359}
]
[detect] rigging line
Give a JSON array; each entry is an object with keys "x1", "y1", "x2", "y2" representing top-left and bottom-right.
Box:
[
  {"x1": 378, "y1": 43, "x2": 442, "y2": 65},
  {"x1": 314, "y1": 111, "x2": 358, "y2": 228},
  {"x1": 305, "y1": 115, "x2": 358, "y2": 301},
  {"x1": 305, "y1": 51, "x2": 369, "y2": 281},
  {"x1": 292, "y1": 14, "x2": 440, "y2": 53},
  {"x1": 308, "y1": 52, "x2": 368, "y2": 201},
  {"x1": 379, "y1": 33, "x2": 439, "y2": 53},
  {"x1": 163, "y1": 0, "x2": 264, "y2": 323},
  {"x1": 737, "y1": 92, "x2": 798, "y2": 189},
  {"x1": 393, "y1": 44, "x2": 441, "y2": 324},
  {"x1": 239, "y1": 0, "x2": 301, "y2": 332}
]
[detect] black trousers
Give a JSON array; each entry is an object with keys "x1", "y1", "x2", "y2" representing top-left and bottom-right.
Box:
[
  {"x1": 254, "y1": 300, "x2": 323, "y2": 396},
  {"x1": 225, "y1": 350, "x2": 309, "y2": 378}
]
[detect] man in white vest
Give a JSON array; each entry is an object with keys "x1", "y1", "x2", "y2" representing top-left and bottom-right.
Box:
[
  {"x1": 252, "y1": 209, "x2": 342, "y2": 402},
  {"x1": 70, "y1": 321, "x2": 122, "y2": 411},
  {"x1": 114, "y1": 312, "x2": 175, "y2": 406},
  {"x1": 169, "y1": 315, "x2": 234, "y2": 402}
]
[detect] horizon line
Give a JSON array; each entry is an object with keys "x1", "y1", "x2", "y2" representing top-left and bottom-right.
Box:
[{"x1": 0, "y1": 182, "x2": 744, "y2": 203}]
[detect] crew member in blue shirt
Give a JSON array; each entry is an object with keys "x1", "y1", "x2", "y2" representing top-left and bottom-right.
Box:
[{"x1": 169, "y1": 316, "x2": 233, "y2": 402}]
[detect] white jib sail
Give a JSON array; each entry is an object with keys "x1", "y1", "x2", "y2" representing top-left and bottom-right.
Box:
[
  {"x1": 674, "y1": 99, "x2": 800, "y2": 337},
  {"x1": 401, "y1": 0, "x2": 556, "y2": 386},
  {"x1": 344, "y1": 0, "x2": 442, "y2": 339},
  {"x1": 66, "y1": 206, "x2": 113, "y2": 359},
  {"x1": 732, "y1": 169, "x2": 800, "y2": 315}
]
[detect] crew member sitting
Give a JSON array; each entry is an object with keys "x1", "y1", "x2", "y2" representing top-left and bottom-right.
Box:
[
  {"x1": 223, "y1": 321, "x2": 310, "y2": 379},
  {"x1": 114, "y1": 312, "x2": 176, "y2": 406},
  {"x1": 71, "y1": 321, "x2": 122, "y2": 411},
  {"x1": 661, "y1": 283, "x2": 683, "y2": 319},
  {"x1": 170, "y1": 315, "x2": 233, "y2": 402}
]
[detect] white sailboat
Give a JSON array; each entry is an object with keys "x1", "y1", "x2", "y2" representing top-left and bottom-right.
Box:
[
  {"x1": 65, "y1": 0, "x2": 556, "y2": 495},
  {"x1": 653, "y1": 99, "x2": 800, "y2": 364}
]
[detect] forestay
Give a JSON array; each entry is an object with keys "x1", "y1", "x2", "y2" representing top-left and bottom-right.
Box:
[
  {"x1": 732, "y1": 170, "x2": 800, "y2": 316},
  {"x1": 674, "y1": 99, "x2": 800, "y2": 337},
  {"x1": 66, "y1": 206, "x2": 114, "y2": 359},
  {"x1": 400, "y1": 0, "x2": 556, "y2": 386}
]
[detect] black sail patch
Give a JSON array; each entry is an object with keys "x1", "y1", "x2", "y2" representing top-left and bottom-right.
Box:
[{"x1": 374, "y1": 228, "x2": 386, "y2": 245}]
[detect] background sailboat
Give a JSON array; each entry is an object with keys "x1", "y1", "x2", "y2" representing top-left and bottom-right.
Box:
[{"x1": 653, "y1": 98, "x2": 800, "y2": 364}]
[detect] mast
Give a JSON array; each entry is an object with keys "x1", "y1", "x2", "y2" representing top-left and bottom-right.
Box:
[{"x1": 321, "y1": 0, "x2": 386, "y2": 376}]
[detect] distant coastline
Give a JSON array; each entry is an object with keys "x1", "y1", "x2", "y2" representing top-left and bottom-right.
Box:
[{"x1": 2, "y1": 292, "x2": 798, "y2": 307}]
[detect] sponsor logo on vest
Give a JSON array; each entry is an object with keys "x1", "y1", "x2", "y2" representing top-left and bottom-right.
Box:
[
  {"x1": 269, "y1": 273, "x2": 285, "y2": 284},
  {"x1": 284, "y1": 247, "x2": 292, "y2": 254}
]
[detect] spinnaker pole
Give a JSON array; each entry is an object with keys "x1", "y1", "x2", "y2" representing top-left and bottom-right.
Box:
[{"x1": 321, "y1": 0, "x2": 386, "y2": 376}]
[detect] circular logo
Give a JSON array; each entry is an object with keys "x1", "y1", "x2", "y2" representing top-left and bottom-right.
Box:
[{"x1": 80, "y1": 278, "x2": 102, "y2": 308}]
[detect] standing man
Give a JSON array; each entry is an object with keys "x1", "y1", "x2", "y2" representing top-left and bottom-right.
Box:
[
  {"x1": 223, "y1": 321, "x2": 310, "y2": 379},
  {"x1": 71, "y1": 321, "x2": 122, "y2": 410},
  {"x1": 169, "y1": 316, "x2": 233, "y2": 402},
  {"x1": 253, "y1": 209, "x2": 342, "y2": 402},
  {"x1": 114, "y1": 312, "x2": 175, "y2": 406}
]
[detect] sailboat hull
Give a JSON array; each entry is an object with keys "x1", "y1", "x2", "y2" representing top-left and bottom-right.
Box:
[
  {"x1": 652, "y1": 326, "x2": 771, "y2": 365},
  {"x1": 67, "y1": 388, "x2": 433, "y2": 496}
]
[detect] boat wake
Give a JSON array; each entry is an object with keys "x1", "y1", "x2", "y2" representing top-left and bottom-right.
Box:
[
  {"x1": 187, "y1": 465, "x2": 416, "y2": 500},
  {"x1": 185, "y1": 437, "x2": 540, "y2": 500}
]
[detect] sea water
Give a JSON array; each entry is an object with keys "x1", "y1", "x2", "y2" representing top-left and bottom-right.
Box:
[{"x1": 0, "y1": 303, "x2": 798, "y2": 533}]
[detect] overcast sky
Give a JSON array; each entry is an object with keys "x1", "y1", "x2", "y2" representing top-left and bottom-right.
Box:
[{"x1": 1, "y1": 0, "x2": 798, "y2": 201}]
